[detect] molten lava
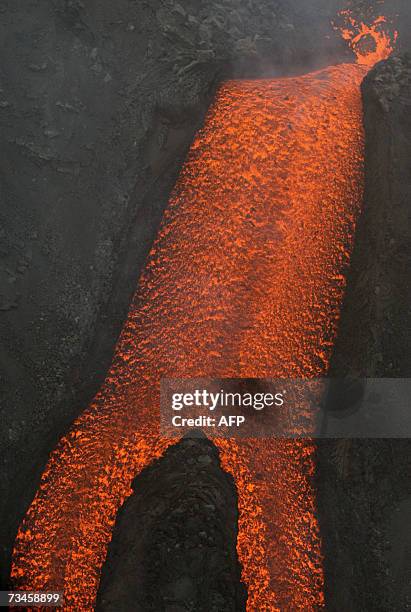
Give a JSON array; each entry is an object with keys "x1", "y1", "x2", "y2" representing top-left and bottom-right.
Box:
[
  {"x1": 12, "y1": 15, "x2": 396, "y2": 612},
  {"x1": 337, "y1": 11, "x2": 398, "y2": 66}
]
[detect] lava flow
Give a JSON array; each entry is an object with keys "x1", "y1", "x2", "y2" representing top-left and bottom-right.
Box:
[{"x1": 12, "y1": 13, "x2": 396, "y2": 612}]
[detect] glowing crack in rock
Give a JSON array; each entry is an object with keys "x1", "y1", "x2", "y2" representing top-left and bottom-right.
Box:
[{"x1": 12, "y1": 14, "x2": 396, "y2": 612}]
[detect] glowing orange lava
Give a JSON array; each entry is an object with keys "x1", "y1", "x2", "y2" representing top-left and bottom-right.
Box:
[
  {"x1": 337, "y1": 10, "x2": 398, "y2": 66},
  {"x1": 11, "y1": 15, "x2": 396, "y2": 612}
]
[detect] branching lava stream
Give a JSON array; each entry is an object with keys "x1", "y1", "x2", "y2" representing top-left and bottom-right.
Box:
[{"x1": 12, "y1": 13, "x2": 396, "y2": 612}]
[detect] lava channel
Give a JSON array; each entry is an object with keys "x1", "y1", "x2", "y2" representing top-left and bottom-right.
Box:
[{"x1": 12, "y1": 13, "x2": 397, "y2": 612}]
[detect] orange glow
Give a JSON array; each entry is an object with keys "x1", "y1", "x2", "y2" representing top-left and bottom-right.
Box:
[
  {"x1": 336, "y1": 11, "x2": 398, "y2": 66},
  {"x1": 12, "y1": 14, "x2": 396, "y2": 612}
]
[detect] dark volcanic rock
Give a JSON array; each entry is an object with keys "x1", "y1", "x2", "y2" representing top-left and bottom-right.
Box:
[
  {"x1": 332, "y1": 54, "x2": 411, "y2": 379},
  {"x1": 319, "y1": 55, "x2": 411, "y2": 612},
  {"x1": 96, "y1": 436, "x2": 246, "y2": 612}
]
